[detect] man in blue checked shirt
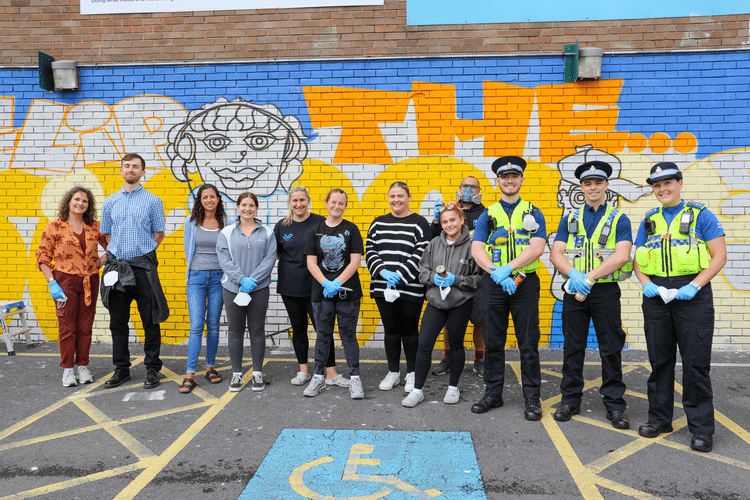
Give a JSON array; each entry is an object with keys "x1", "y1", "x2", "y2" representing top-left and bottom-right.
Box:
[{"x1": 100, "y1": 153, "x2": 169, "y2": 390}]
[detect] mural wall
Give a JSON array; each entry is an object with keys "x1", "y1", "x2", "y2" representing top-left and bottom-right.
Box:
[{"x1": 1, "y1": 51, "x2": 748, "y2": 350}]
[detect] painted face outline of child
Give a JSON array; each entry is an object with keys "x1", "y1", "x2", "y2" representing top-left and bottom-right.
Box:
[{"x1": 167, "y1": 97, "x2": 309, "y2": 199}]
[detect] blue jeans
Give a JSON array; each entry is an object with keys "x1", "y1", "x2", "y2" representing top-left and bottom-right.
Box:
[{"x1": 186, "y1": 269, "x2": 224, "y2": 373}]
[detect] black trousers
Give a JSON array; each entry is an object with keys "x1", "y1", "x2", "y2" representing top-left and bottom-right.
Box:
[
  {"x1": 481, "y1": 272, "x2": 541, "y2": 399},
  {"x1": 281, "y1": 295, "x2": 335, "y2": 368},
  {"x1": 108, "y1": 266, "x2": 162, "y2": 372},
  {"x1": 560, "y1": 281, "x2": 627, "y2": 412},
  {"x1": 414, "y1": 300, "x2": 473, "y2": 389},
  {"x1": 375, "y1": 297, "x2": 424, "y2": 373},
  {"x1": 642, "y1": 275, "x2": 715, "y2": 435}
]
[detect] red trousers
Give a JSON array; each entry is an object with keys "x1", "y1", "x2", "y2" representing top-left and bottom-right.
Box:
[{"x1": 54, "y1": 271, "x2": 99, "y2": 368}]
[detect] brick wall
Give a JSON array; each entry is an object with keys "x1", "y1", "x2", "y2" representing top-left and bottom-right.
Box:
[
  {"x1": 2, "y1": 1, "x2": 749, "y2": 66},
  {"x1": 1, "y1": 50, "x2": 749, "y2": 351}
]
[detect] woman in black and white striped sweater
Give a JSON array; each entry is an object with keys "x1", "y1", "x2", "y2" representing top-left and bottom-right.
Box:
[{"x1": 366, "y1": 181, "x2": 432, "y2": 394}]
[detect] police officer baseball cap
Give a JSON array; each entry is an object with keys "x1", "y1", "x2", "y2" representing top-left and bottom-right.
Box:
[
  {"x1": 492, "y1": 156, "x2": 526, "y2": 177},
  {"x1": 575, "y1": 161, "x2": 612, "y2": 182},
  {"x1": 646, "y1": 162, "x2": 683, "y2": 185}
]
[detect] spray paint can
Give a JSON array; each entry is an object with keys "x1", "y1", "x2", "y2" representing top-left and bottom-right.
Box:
[
  {"x1": 512, "y1": 270, "x2": 526, "y2": 286},
  {"x1": 436, "y1": 265, "x2": 447, "y2": 277}
]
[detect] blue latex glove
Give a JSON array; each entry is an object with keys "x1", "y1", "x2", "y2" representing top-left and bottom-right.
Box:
[
  {"x1": 489, "y1": 264, "x2": 513, "y2": 285},
  {"x1": 500, "y1": 276, "x2": 517, "y2": 295},
  {"x1": 380, "y1": 269, "x2": 403, "y2": 287},
  {"x1": 322, "y1": 279, "x2": 343, "y2": 298},
  {"x1": 433, "y1": 199, "x2": 442, "y2": 221},
  {"x1": 433, "y1": 272, "x2": 456, "y2": 288},
  {"x1": 48, "y1": 280, "x2": 66, "y2": 300},
  {"x1": 239, "y1": 277, "x2": 258, "y2": 293},
  {"x1": 642, "y1": 281, "x2": 659, "y2": 298},
  {"x1": 675, "y1": 283, "x2": 699, "y2": 301},
  {"x1": 567, "y1": 269, "x2": 592, "y2": 295}
]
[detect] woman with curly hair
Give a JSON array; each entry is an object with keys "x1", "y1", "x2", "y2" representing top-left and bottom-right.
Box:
[
  {"x1": 179, "y1": 184, "x2": 228, "y2": 393},
  {"x1": 37, "y1": 186, "x2": 108, "y2": 387}
]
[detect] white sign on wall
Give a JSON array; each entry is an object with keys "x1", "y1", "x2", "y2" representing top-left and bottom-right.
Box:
[{"x1": 81, "y1": 0, "x2": 383, "y2": 16}]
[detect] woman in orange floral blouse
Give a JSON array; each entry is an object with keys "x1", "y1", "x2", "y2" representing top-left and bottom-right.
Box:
[{"x1": 37, "y1": 186, "x2": 108, "y2": 388}]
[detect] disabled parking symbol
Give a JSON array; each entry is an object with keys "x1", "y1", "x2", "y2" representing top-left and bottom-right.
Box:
[{"x1": 240, "y1": 429, "x2": 486, "y2": 499}]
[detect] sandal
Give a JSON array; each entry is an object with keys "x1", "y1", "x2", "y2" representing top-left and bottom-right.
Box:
[
  {"x1": 205, "y1": 369, "x2": 222, "y2": 384},
  {"x1": 178, "y1": 377, "x2": 197, "y2": 394}
]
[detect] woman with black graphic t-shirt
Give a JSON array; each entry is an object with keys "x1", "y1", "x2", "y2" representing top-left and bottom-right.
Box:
[{"x1": 303, "y1": 188, "x2": 365, "y2": 400}]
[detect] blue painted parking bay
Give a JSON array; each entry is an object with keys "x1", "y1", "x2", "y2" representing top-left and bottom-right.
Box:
[{"x1": 240, "y1": 429, "x2": 485, "y2": 499}]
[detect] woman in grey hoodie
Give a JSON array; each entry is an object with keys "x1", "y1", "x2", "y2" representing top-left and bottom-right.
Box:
[{"x1": 402, "y1": 201, "x2": 483, "y2": 407}]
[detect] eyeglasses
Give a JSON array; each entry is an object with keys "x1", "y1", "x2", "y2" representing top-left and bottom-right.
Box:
[
  {"x1": 460, "y1": 183, "x2": 480, "y2": 190},
  {"x1": 437, "y1": 200, "x2": 461, "y2": 213}
]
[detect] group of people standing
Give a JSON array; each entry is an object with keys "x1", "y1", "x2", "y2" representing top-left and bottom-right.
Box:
[{"x1": 36, "y1": 152, "x2": 726, "y2": 454}]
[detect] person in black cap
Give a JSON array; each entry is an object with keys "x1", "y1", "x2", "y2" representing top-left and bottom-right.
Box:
[
  {"x1": 549, "y1": 160, "x2": 633, "y2": 429},
  {"x1": 633, "y1": 162, "x2": 727, "y2": 452},
  {"x1": 470, "y1": 155, "x2": 547, "y2": 420}
]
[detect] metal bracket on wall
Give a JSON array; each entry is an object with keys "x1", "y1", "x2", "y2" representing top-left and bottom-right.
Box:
[{"x1": 563, "y1": 39, "x2": 579, "y2": 83}]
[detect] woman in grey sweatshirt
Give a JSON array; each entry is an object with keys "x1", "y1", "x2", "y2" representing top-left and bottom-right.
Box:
[{"x1": 403, "y1": 201, "x2": 482, "y2": 407}]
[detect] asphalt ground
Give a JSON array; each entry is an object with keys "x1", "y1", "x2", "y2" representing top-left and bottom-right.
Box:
[{"x1": 1, "y1": 341, "x2": 750, "y2": 500}]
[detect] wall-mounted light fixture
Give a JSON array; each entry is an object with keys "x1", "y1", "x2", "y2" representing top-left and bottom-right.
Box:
[
  {"x1": 563, "y1": 41, "x2": 603, "y2": 83},
  {"x1": 51, "y1": 60, "x2": 79, "y2": 91}
]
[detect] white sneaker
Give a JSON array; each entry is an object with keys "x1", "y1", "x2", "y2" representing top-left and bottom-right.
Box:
[
  {"x1": 62, "y1": 370, "x2": 77, "y2": 388},
  {"x1": 379, "y1": 372, "x2": 400, "y2": 391},
  {"x1": 404, "y1": 372, "x2": 415, "y2": 392},
  {"x1": 251, "y1": 372, "x2": 265, "y2": 391},
  {"x1": 444, "y1": 386, "x2": 460, "y2": 404},
  {"x1": 326, "y1": 374, "x2": 351, "y2": 387},
  {"x1": 77, "y1": 365, "x2": 93, "y2": 384},
  {"x1": 402, "y1": 390, "x2": 424, "y2": 408},
  {"x1": 304, "y1": 376, "x2": 326, "y2": 397},
  {"x1": 350, "y1": 377, "x2": 365, "y2": 399},
  {"x1": 291, "y1": 372, "x2": 311, "y2": 386},
  {"x1": 229, "y1": 372, "x2": 243, "y2": 392}
]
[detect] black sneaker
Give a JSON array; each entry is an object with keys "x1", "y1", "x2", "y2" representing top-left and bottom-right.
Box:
[
  {"x1": 473, "y1": 359, "x2": 484, "y2": 378},
  {"x1": 432, "y1": 358, "x2": 450, "y2": 376}
]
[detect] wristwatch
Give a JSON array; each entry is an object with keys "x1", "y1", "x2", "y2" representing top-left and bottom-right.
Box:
[
  {"x1": 47, "y1": 277, "x2": 55, "y2": 284},
  {"x1": 689, "y1": 281, "x2": 701, "y2": 291}
]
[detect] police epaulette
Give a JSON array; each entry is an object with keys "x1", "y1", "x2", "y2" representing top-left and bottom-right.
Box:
[
  {"x1": 686, "y1": 200, "x2": 705, "y2": 209},
  {"x1": 645, "y1": 207, "x2": 660, "y2": 217}
]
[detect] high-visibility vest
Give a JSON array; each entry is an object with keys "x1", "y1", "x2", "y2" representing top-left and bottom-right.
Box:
[
  {"x1": 635, "y1": 201, "x2": 710, "y2": 277},
  {"x1": 563, "y1": 204, "x2": 633, "y2": 283},
  {"x1": 483, "y1": 200, "x2": 540, "y2": 273}
]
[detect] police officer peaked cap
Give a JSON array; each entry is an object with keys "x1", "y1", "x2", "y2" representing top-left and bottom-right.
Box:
[
  {"x1": 646, "y1": 162, "x2": 683, "y2": 185},
  {"x1": 575, "y1": 161, "x2": 612, "y2": 181},
  {"x1": 492, "y1": 156, "x2": 526, "y2": 176}
]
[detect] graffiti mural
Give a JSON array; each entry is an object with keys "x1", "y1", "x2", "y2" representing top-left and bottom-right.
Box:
[{"x1": 0, "y1": 53, "x2": 748, "y2": 351}]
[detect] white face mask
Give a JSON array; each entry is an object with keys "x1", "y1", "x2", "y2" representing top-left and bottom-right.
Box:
[
  {"x1": 522, "y1": 213, "x2": 539, "y2": 233},
  {"x1": 383, "y1": 286, "x2": 401, "y2": 303},
  {"x1": 439, "y1": 286, "x2": 451, "y2": 300},
  {"x1": 103, "y1": 270, "x2": 119, "y2": 287},
  {"x1": 658, "y1": 286, "x2": 679, "y2": 304},
  {"x1": 233, "y1": 292, "x2": 252, "y2": 306}
]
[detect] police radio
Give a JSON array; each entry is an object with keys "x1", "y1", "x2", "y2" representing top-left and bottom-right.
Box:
[
  {"x1": 679, "y1": 208, "x2": 694, "y2": 234},
  {"x1": 568, "y1": 213, "x2": 578, "y2": 235},
  {"x1": 598, "y1": 222, "x2": 611, "y2": 246},
  {"x1": 644, "y1": 218, "x2": 656, "y2": 236}
]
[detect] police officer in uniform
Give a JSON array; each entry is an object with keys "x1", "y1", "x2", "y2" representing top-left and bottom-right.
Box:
[
  {"x1": 549, "y1": 161, "x2": 633, "y2": 429},
  {"x1": 634, "y1": 162, "x2": 726, "y2": 453},
  {"x1": 470, "y1": 156, "x2": 547, "y2": 421}
]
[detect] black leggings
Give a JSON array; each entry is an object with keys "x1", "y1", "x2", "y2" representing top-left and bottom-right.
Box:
[
  {"x1": 281, "y1": 295, "x2": 334, "y2": 368},
  {"x1": 415, "y1": 300, "x2": 473, "y2": 389},
  {"x1": 375, "y1": 297, "x2": 424, "y2": 373}
]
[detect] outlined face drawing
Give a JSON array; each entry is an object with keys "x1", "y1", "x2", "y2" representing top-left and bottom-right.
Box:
[
  {"x1": 556, "y1": 145, "x2": 651, "y2": 213},
  {"x1": 166, "y1": 97, "x2": 309, "y2": 199}
]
